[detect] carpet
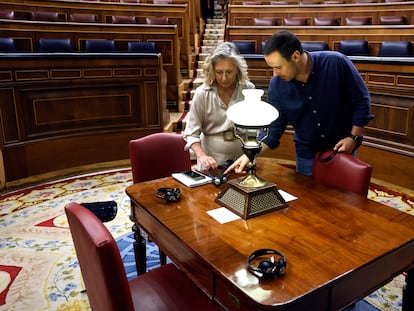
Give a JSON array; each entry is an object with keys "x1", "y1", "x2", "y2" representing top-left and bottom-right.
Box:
[{"x1": 0, "y1": 168, "x2": 412, "y2": 311}]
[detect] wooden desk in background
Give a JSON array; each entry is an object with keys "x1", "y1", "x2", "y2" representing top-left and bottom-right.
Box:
[{"x1": 126, "y1": 158, "x2": 414, "y2": 310}]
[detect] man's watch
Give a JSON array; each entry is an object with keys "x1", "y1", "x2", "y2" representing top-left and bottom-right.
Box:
[{"x1": 349, "y1": 134, "x2": 363, "y2": 150}]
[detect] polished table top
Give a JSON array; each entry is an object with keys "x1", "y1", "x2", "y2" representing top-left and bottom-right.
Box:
[{"x1": 126, "y1": 158, "x2": 414, "y2": 310}]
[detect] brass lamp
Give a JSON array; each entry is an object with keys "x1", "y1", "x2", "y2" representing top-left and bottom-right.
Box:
[{"x1": 215, "y1": 89, "x2": 288, "y2": 219}]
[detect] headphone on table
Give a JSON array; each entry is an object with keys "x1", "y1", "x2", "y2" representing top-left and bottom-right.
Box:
[
  {"x1": 155, "y1": 187, "x2": 181, "y2": 203},
  {"x1": 247, "y1": 248, "x2": 287, "y2": 278}
]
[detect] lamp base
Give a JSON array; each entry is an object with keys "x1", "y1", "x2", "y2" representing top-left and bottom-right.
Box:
[{"x1": 215, "y1": 178, "x2": 288, "y2": 219}]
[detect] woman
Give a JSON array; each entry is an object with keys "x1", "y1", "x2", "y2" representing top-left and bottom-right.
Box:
[{"x1": 183, "y1": 41, "x2": 255, "y2": 170}]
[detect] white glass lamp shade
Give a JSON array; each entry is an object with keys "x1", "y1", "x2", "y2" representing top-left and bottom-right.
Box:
[{"x1": 226, "y1": 89, "x2": 279, "y2": 127}]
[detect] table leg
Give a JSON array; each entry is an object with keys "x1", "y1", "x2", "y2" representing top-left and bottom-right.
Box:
[
  {"x1": 402, "y1": 268, "x2": 414, "y2": 311},
  {"x1": 132, "y1": 223, "x2": 147, "y2": 275}
]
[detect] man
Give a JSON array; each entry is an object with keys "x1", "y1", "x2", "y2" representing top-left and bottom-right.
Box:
[{"x1": 226, "y1": 30, "x2": 374, "y2": 176}]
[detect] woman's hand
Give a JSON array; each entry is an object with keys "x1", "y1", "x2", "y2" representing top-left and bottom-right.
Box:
[{"x1": 198, "y1": 155, "x2": 218, "y2": 170}]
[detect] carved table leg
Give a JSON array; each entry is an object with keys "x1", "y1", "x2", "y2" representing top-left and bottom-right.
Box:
[
  {"x1": 132, "y1": 223, "x2": 147, "y2": 275},
  {"x1": 402, "y1": 268, "x2": 414, "y2": 311},
  {"x1": 160, "y1": 251, "x2": 167, "y2": 265}
]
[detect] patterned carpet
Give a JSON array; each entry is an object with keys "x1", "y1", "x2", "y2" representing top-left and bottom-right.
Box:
[{"x1": 0, "y1": 168, "x2": 412, "y2": 310}]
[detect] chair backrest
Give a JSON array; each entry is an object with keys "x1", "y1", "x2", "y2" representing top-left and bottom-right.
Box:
[
  {"x1": 313, "y1": 17, "x2": 339, "y2": 26},
  {"x1": 65, "y1": 202, "x2": 135, "y2": 311},
  {"x1": 378, "y1": 41, "x2": 413, "y2": 57},
  {"x1": 0, "y1": 38, "x2": 17, "y2": 52},
  {"x1": 127, "y1": 41, "x2": 158, "y2": 53},
  {"x1": 338, "y1": 40, "x2": 370, "y2": 56},
  {"x1": 345, "y1": 17, "x2": 372, "y2": 25},
  {"x1": 0, "y1": 10, "x2": 15, "y2": 19},
  {"x1": 301, "y1": 41, "x2": 329, "y2": 51},
  {"x1": 284, "y1": 17, "x2": 307, "y2": 26},
  {"x1": 129, "y1": 132, "x2": 191, "y2": 183},
  {"x1": 313, "y1": 151, "x2": 372, "y2": 197},
  {"x1": 38, "y1": 38, "x2": 73, "y2": 52},
  {"x1": 380, "y1": 15, "x2": 408, "y2": 25},
  {"x1": 69, "y1": 13, "x2": 97, "y2": 23},
  {"x1": 30, "y1": 11, "x2": 60, "y2": 22},
  {"x1": 233, "y1": 41, "x2": 255, "y2": 54},
  {"x1": 111, "y1": 15, "x2": 136, "y2": 24},
  {"x1": 84, "y1": 39, "x2": 116, "y2": 52},
  {"x1": 145, "y1": 17, "x2": 169, "y2": 24},
  {"x1": 253, "y1": 17, "x2": 277, "y2": 26}
]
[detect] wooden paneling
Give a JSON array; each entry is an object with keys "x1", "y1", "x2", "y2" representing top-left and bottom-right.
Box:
[
  {"x1": 0, "y1": 19, "x2": 181, "y2": 102},
  {"x1": 0, "y1": 0, "x2": 193, "y2": 75},
  {"x1": 228, "y1": 2, "x2": 414, "y2": 27},
  {"x1": 0, "y1": 54, "x2": 166, "y2": 182}
]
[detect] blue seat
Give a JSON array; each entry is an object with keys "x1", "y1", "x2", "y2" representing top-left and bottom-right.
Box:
[
  {"x1": 233, "y1": 41, "x2": 255, "y2": 54},
  {"x1": 127, "y1": 41, "x2": 158, "y2": 53},
  {"x1": 378, "y1": 41, "x2": 413, "y2": 57},
  {"x1": 84, "y1": 39, "x2": 116, "y2": 53},
  {"x1": 0, "y1": 38, "x2": 17, "y2": 52},
  {"x1": 260, "y1": 41, "x2": 267, "y2": 54},
  {"x1": 38, "y1": 38, "x2": 73, "y2": 52},
  {"x1": 338, "y1": 40, "x2": 370, "y2": 56},
  {"x1": 301, "y1": 41, "x2": 329, "y2": 51}
]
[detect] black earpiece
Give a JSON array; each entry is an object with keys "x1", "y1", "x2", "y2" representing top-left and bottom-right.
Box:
[
  {"x1": 208, "y1": 160, "x2": 233, "y2": 187},
  {"x1": 247, "y1": 248, "x2": 287, "y2": 278},
  {"x1": 155, "y1": 187, "x2": 181, "y2": 203}
]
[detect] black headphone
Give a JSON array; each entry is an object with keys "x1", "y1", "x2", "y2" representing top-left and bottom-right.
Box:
[
  {"x1": 155, "y1": 187, "x2": 181, "y2": 202},
  {"x1": 247, "y1": 248, "x2": 287, "y2": 278}
]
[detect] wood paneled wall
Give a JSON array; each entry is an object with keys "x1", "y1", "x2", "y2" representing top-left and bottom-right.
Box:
[
  {"x1": 0, "y1": 19, "x2": 181, "y2": 102},
  {"x1": 0, "y1": 53, "x2": 167, "y2": 184},
  {"x1": 228, "y1": 2, "x2": 414, "y2": 27},
  {"x1": 0, "y1": 0, "x2": 196, "y2": 78}
]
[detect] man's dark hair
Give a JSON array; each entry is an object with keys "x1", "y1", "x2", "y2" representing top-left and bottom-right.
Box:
[{"x1": 264, "y1": 30, "x2": 303, "y2": 60}]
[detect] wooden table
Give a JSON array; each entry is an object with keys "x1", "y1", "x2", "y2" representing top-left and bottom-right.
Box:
[{"x1": 126, "y1": 158, "x2": 414, "y2": 311}]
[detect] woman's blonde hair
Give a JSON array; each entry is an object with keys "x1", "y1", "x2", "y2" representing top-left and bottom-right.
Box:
[{"x1": 202, "y1": 41, "x2": 249, "y2": 87}]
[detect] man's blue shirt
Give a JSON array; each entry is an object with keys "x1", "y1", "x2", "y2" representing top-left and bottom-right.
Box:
[{"x1": 263, "y1": 51, "x2": 373, "y2": 159}]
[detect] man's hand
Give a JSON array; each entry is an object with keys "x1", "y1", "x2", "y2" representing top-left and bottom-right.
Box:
[
  {"x1": 224, "y1": 154, "x2": 249, "y2": 175},
  {"x1": 333, "y1": 137, "x2": 358, "y2": 153}
]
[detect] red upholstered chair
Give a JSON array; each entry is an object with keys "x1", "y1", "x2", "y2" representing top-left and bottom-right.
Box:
[
  {"x1": 313, "y1": 150, "x2": 372, "y2": 197},
  {"x1": 0, "y1": 10, "x2": 15, "y2": 19},
  {"x1": 345, "y1": 17, "x2": 372, "y2": 26},
  {"x1": 129, "y1": 132, "x2": 191, "y2": 183},
  {"x1": 254, "y1": 17, "x2": 278, "y2": 26},
  {"x1": 313, "y1": 17, "x2": 339, "y2": 26},
  {"x1": 30, "y1": 11, "x2": 60, "y2": 22},
  {"x1": 111, "y1": 15, "x2": 137, "y2": 24},
  {"x1": 65, "y1": 202, "x2": 222, "y2": 311},
  {"x1": 69, "y1": 13, "x2": 97, "y2": 23},
  {"x1": 129, "y1": 132, "x2": 192, "y2": 272},
  {"x1": 379, "y1": 15, "x2": 408, "y2": 25},
  {"x1": 146, "y1": 17, "x2": 169, "y2": 24},
  {"x1": 284, "y1": 17, "x2": 307, "y2": 26}
]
